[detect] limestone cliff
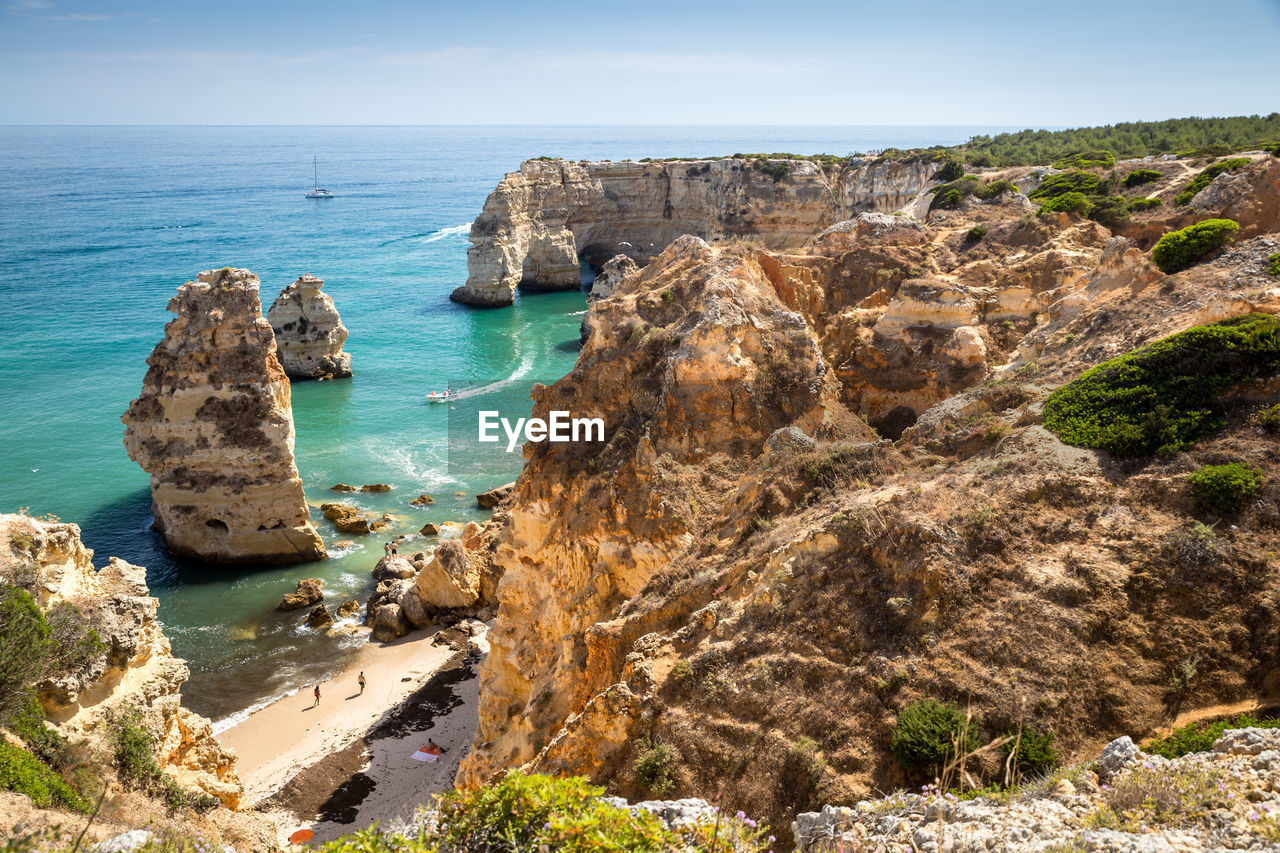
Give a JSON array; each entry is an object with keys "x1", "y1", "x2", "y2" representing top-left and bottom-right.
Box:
[
  {"x1": 452, "y1": 157, "x2": 940, "y2": 307},
  {"x1": 122, "y1": 267, "x2": 325, "y2": 565},
  {"x1": 456, "y1": 155, "x2": 1280, "y2": 844},
  {"x1": 266, "y1": 273, "x2": 353, "y2": 380},
  {"x1": 0, "y1": 513, "x2": 243, "y2": 809}
]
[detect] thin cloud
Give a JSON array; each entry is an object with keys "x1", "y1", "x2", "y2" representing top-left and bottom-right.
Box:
[{"x1": 9, "y1": 1, "x2": 113, "y2": 21}]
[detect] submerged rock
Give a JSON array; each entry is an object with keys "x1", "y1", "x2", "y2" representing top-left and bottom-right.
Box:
[
  {"x1": 279, "y1": 578, "x2": 324, "y2": 610},
  {"x1": 304, "y1": 604, "x2": 334, "y2": 629},
  {"x1": 121, "y1": 267, "x2": 325, "y2": 565},
  {"x1": 266, "y1": 273, "x2": 352, "y2": 380},
  {"x1": 360, "y1": 483, "x2": 392, "y2": 493},
  {"x1": 330, "y1": 483, "x2": 358, "y2": 492},
  {"x1": 409, "y1": 493, "x2": 435, "y2": 506}
]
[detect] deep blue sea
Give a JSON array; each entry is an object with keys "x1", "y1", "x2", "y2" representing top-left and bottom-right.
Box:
[{"x1": 0, "y1": 125, "x2": 1008, "y2": 724}]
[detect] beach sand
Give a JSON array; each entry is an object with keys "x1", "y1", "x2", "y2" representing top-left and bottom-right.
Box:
[{"x1": 219, "y1": 624, "x2": 486, "y2": 844}]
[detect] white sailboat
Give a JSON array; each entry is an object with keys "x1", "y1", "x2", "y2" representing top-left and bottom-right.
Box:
[{"x1": 304, "y1": 156, "x2": 334, "y2": 198}]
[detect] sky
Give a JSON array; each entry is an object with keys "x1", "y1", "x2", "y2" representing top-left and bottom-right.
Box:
[{"x1": 1, "y1": 0, "x2": 1278, "y2": 126}]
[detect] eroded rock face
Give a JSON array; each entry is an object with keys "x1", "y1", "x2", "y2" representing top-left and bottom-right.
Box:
[
  {"x1": 122, "y1": 268, "x2": 325, "y2": 565},
  {"x1": 458, "y1": 236, "x2": 869, "y2": 786},
  {"x1": 588, "y1": 254, "x2": 640, "y2": 302},
  {"x1": 266, "y1": 274, "x2": 352, "y2": 380},
  {"x1": 452, "y1": 157, "x2": 940, "y2": 307},
  {"x1": 0, "y1": 514, "x2": 243, "y2": 809}
]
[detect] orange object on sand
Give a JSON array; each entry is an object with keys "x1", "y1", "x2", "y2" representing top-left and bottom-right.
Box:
[{"x1": 289, "y1": 828, "x2": 315, "y2": 844}]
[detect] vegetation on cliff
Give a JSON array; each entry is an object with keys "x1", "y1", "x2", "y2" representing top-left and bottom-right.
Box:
[
  {"x1": 1151, "y1": 218, "x2": 1240, "y2": 272},
  {"x1": 315, "y1": 773, "x2": 770, "y2": 853},
  {"x1": 954, "y1": 113, "x2": 1280, "y2": 166},
  {"x1": 1043, "y1": 313, "x2": 1280, "y2": 457},
  {"x1": 1176, "y1": 157, "x2": 1253, "y2": 205}
]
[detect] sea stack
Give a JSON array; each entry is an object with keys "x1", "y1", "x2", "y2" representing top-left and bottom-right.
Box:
[
  {"x1": 122, "y1": 267, "x2": 326, "y2": 564},
  {"x1": 266, "y1": 273, "x2": 352, "y2": 379}
]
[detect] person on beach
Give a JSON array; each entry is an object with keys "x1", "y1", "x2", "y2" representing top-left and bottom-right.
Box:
[
  {"x1": 384, "y1": 542, "x2": 391, "y2": 558},
  {"x1": 391, "y1": 541, "x2": 398, "y2": 556},
  {"x1": 358, "y1": 671, "x2": 366, "y2": 695},
  {"x1": 313, "y1": 684, "x2": 321, "y2": 707}
]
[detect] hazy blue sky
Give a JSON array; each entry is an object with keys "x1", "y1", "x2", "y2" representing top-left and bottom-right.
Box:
[{"x1": 2, "y1": 0, "x2": 1277, "y2": 125}]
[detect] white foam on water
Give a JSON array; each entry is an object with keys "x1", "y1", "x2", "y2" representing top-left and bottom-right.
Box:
[
  {"x1": 422, "y1": 222, "x2": 472, "y2": 243},
  {"x1": 364, "y1": 439, "x2": 456, "y2": 490},
  {"x1": 212, "y1": 687, "x2": 300, "y2": 734}
]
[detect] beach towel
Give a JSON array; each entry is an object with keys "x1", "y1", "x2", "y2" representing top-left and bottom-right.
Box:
[{"x1": 412, "y1": 744, "x2": 443, "y2": 762}]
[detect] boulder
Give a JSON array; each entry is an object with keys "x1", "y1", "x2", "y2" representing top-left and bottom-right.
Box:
[
  {"x1": 420, "y1": 522, "x2": 441, "y2": 536},
  {"x1": 476, "y1": 483, "x2": 515, "y2": 508},
  {"x1": 371, "y1": 603, "x2": 411, "y2": 642},
  {"x1": 333, "y1": 514, "x2": 372, "y2": 535},
  {"x1": 410, "y1": 494, "x2": 435, "y2": 506},
  {"x1": 1095, "y1": 736, "x2": 1141, "y2": 782},
  {"x1": 399, "y1": 587, "x2": 433, "y2": 629},
  {"x1": 336, "y1": 599, "x2": 360, "y2": 619},
  {"x1": 304, "y1": 604, "x2": 334, "y2": 629},
  {"x1": 361, "y1": 483, "x2": 392, "y2": 493},
  {"x1": 462, "y1": 521, "x2": 485, "y2": 550},
  {"x1": 279, "y1": 578, "x2": 324, "y2": 610},
  {"x1": 373, "y1": 556, "x2": 416, "y2": 581},
  {"x1": 321, "y1": 502, "x2": 358, "y2": 520},
  {"x1": 330, "y1": 483, "x2": 358, "y2": 492},
  {"x1": 411, "y1": 539, "x2": 481, "y2": 609},
  {"x1": 588, "y1": 254, "x2": 640, "y2": 302}
]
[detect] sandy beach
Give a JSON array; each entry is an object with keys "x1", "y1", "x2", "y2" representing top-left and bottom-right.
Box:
[{"x1": 220, "y1": 624, "x2": 487, "y2": 844}]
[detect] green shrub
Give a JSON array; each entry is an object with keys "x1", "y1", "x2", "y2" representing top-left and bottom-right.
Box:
[
  {"x1": 1038, "y1": 191, "x2": 1092, "y2": 216},
  {"x1": 1003, "y1": 727, "x2": 1057, "y2": 775},
  {"x1": 8, "y1": 695, "x2": 71, "y2": 771},
  {"x1": 0, "y1": 741, "x2": 89, "y2": 812},
  {"x1": 891, "y1": 699, "x2": 978, "y2": 770},
  {"x1": 1028, "y1": 171, "x2": 1102, "y2": 201},
  {"x1": 0, "y1": 585, "x2": 51, "y2": 725},
  {"x1": 1123, "y1": 168, "x2": 1163, "y2": 188},
  {"x1": 1087, "y1": 195, "x2": 1131, "y2": 228},
  {"x1": 964, "y1": 225, "x2": 988, "y2": 242},
  {"x1": 935, "y1": 156, "x2": 965, "y2": 182},
  {"x1": 1255, "y1": 403, "x2": 1280, "y2": 432},
  {"x1": 43, "y1": 601, "x2": 105, "y2": 681},
  {"x1": 1187, "y1": 462, "x2": 1265, "y2": 514},
  {"x1": 974, "y1": 179, "x2": 1018, "y2": 200},
  {"x1": 1042, "y1": 313, "x2": 1280, "y2": 457},
  {"x1": 109, "y1": 709, "x2": 217, "y2": 814},
  {"x1": 431, "y1": 771, "x2": 768, "y2": 853},
  {"x1": 1127, "y1": 197, "x2": 1163, "y2": 212},
  {"x1": 753, "y1": 159, "x2": 790, "y2": 183},
  {"x1": 1146, "y1": 714, "x2": 1280, "y2": 758},
  {"x1": 1175, "y1": 157, "x2": 1251, "y2": 205},
  {"x1": 929, "y1": 175, "x2": 980, "y2": 211},
  {"x1": 633, "y1": 739, "x2": 673, "y2": 795},
  {"x1": 1267, "y1": 252, "x2": 1280, "y2": 276},
  {"x1": 1151, "y1": 218, "x2": 1239, "y2": 273},
  {"x1": 1053, "y1": 150, "x2": 1115, "y2": 170}
]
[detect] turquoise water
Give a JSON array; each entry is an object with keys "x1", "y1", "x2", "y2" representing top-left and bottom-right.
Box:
[{"x1": 0, "y1": 125, "x2": 1006, "y2": 724}]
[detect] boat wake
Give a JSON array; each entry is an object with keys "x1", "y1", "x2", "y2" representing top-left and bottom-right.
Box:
[{"x1": 379, "y1": 222, "x2": 472, "y2": 248}]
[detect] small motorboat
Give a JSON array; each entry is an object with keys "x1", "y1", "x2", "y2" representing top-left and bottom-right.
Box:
[{"x1": 426, "y1": 390, "x2": 452, "y2": 402}]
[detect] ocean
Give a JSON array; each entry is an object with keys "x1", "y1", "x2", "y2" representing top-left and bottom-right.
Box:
[{"x1": 0, "y1": 124, "x2": 1009, "y2": 726}]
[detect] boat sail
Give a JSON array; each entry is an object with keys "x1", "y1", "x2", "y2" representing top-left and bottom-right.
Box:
[{"x1": 304, "y1": 156, "x2": 334, "y2": 198}]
